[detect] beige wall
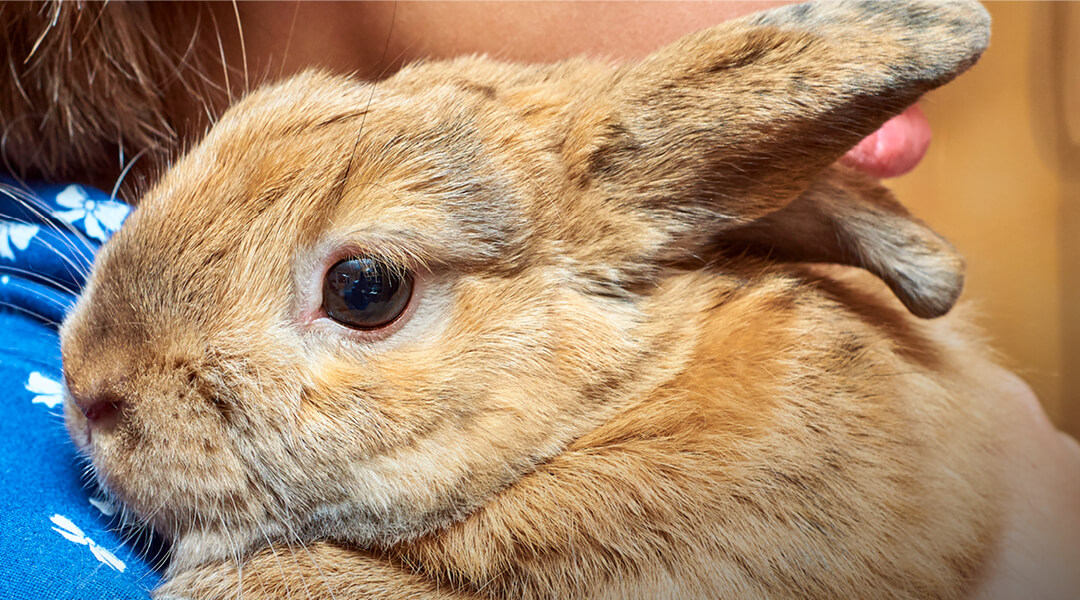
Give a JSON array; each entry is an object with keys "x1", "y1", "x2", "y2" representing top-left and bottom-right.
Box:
[{"x1": 887, "y1": 2, "x2": 1078, "y2": 437}]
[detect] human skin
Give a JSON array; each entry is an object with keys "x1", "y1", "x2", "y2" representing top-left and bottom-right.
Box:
[{"x1": 196, "y1": 3, "x2": 1079, "y2": 598}]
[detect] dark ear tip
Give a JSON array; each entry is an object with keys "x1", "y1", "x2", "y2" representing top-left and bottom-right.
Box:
[
  {"x1": 894, "y1": 274, "x2": 965, "y2": 319},
  {"x1": 887, "y1": 253, "x2": 966, "y2": 319},
  {"x1": 752, "y1": 0, "x2": 992, "y2": 79},
  {"x1": 862, "y1": 0, "x2": 992, "y2": 68},
  {"x1": 936, "y1": 0, "x2": 993, "y2": 60}
]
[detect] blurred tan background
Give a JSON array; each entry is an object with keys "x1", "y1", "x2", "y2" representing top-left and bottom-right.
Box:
[{"x1": 888, "y1": 1, "x2": 1078, "y2": 438}]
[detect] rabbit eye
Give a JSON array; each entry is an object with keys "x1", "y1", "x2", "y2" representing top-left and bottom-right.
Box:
[{"x1": 322, "y1": 257, "x2": 413, "y2": 329}]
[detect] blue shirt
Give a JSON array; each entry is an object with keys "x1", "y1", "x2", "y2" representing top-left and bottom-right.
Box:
[{"x1": 0, "y1": 178, "x2": 161, "y2": 598}]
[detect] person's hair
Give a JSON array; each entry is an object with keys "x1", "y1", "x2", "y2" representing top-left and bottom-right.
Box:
[{"x1": 1, "y1": 1, "x2": 216, "y2": 189}]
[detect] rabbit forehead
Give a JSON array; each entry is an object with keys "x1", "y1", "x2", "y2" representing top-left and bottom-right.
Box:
[{"x1": 145, "y1": 74, "x2": 531, "y2": 269}]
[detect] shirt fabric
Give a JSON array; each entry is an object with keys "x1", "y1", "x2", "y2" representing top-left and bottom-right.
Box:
[{"x1": 0, "y1": 177, "x2": 161, "y2": 599}]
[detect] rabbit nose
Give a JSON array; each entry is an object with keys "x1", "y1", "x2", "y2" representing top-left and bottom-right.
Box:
[{"x1": 72, "y1": 391, "x2": 125, "y2": 427}]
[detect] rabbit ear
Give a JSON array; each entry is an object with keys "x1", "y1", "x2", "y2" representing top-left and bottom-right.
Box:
[
  {"x1": 562, "y1": 0, "x2": 986, "y2": 317},
  {"x1": 566, "y1": 0, "x2": 988, "y2": 242},
  {"x1": 721, "y1": 166, "x2": 965, "y2": 319}
]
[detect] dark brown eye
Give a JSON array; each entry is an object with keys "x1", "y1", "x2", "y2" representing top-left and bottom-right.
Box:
[{"x1": 322, "y1": 257, "x2": 413, "y2": 329}]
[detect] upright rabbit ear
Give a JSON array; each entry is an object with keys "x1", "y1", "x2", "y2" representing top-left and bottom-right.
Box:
[{"x1": 563, "y1": 0, "x2": 988, "y2": 317}]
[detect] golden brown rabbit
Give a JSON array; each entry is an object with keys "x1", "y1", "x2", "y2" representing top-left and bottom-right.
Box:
[{"x1": 61, "y1": 1, "x2": 1004, "y2": 598}]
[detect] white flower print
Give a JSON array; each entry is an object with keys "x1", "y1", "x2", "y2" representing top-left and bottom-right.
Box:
[
  {"x1": 88, "y1": 542, "x2": 128, "y2": 571},
  {"x1": 0, "y1": 220, "x2": 39, "y2": 261},
  {"x1": 49, "y1": 514, "x2": 127, "y2": 572},
  {"x1": 53, "y1": 184, "x2": 129, "y2": 242},
  {"x1": 26, "y1": 371, "x2": 64, "y2": 409},
  {"x1": 50, "y1": 514, "x2": 87, "y2": 544}
]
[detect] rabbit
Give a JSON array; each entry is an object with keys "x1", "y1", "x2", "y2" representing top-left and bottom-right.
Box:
[{"x1": 59, "y1": 1, "x2": 1004, "y2": 598}]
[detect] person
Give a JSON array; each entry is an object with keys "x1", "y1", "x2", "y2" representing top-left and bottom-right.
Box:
[{"x1": 0, "y1": 3, "x2": 1076, "y2": 599}]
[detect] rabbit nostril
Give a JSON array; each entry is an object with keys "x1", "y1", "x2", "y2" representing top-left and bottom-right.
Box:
[
  {"x1": 83, "y1": 400, "x2": 122, "y2": 424},
  {"x1": 76, "y1": 393, "x2": 124, "y2": 427}
]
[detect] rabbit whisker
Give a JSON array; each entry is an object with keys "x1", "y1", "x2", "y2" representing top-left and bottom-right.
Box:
[
  {"x1": 0, "y1": 182, "x2": 98, "y2": 275},
  {"x1": 110, "y1": 146, "x2": 151, "y2": 203},
  {"x1": 229, "y1": 1, "x2": 249, "y2": 97},
  {"x1": 0, "y1": 264, "x2": 83, "y2": 297},
  {"x1": 207, "y1": 4, "x2": 233, "y2": 105},
  {"x1": 256, "y1": 523, "x2": 296, "y2": 600},
  {"x1": 0, "y1": 301, "x2": 61, "y2": 327},
  {"x1": 277, "y1": 2, "x2": 301, "y2": 81}
]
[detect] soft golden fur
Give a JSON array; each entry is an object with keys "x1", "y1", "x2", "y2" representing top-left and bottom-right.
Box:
[{"x1": 61, "y1": 2, "x2": 1002, "y2": 598}]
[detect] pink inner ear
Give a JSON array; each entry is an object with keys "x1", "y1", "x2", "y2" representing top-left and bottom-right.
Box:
[{"x1": 840, "y1": 105, "x2": 932, "y2": 179}]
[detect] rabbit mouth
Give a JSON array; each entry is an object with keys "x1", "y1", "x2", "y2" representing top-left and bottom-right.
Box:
[{"x1": 840, "y1": 104, "x2": 932, "y2": 179}]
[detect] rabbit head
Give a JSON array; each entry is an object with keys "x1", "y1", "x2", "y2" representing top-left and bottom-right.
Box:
[{"x1": 61, "y1": 0, "x2": 989, "y2": 572}]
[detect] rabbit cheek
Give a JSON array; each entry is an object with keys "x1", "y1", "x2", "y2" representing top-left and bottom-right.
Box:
[
  {"x1": 278, "y1": 274, "x2": 640, "y2": 544},
  {"x1": 97, "y1": 387, "x2": 251, "y2": 534}
]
